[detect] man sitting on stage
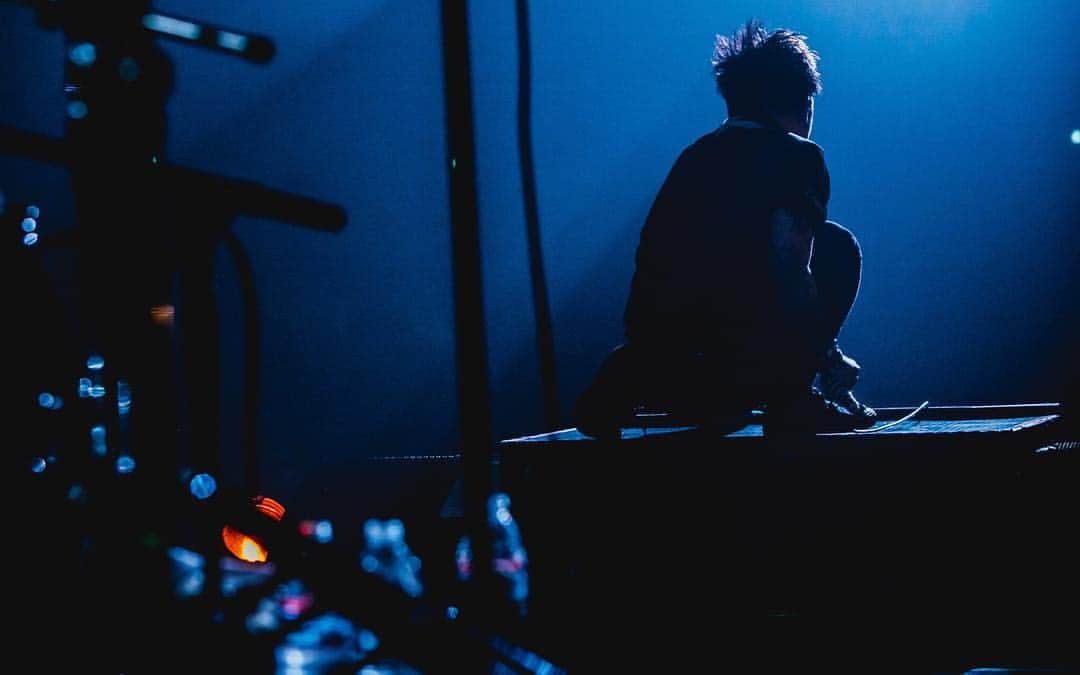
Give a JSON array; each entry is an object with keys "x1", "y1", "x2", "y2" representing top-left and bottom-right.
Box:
[{"x1": 575, "y1": 19, "x2": 875, "y2": 439}]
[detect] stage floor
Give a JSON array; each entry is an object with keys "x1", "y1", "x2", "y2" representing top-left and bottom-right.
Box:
[{"x1": 502, "y1": 402, "x2": 1063, "y2": 444}]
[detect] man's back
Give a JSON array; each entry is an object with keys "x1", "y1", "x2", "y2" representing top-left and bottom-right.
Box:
[{"x1": 624, "y1": 121, "x2": 830, "y2": 356}]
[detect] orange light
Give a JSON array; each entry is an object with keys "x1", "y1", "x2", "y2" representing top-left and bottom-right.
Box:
[
  {"x1": 150, "y1": 304, "x2": 175, "y2": 327},
  {"x1": 221, "y1": 525, "x2": 269, "y2": 563},
  {"x1": 252, "y1": 496, "x2": 285, "y2": 521}
]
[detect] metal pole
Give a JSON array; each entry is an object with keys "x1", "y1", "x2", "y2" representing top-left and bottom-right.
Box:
[{"x1": 440, "y1": 0, "x2": 497, "y2": 618}]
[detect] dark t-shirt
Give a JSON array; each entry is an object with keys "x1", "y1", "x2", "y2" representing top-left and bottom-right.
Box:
[{"x1": 623, "y1": 120, "x2": 830, "y2": 362}]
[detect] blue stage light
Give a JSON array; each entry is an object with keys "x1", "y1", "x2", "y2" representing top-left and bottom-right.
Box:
[
  {"x1": 116, "y1": 455, "x2": 136, "y2": 474},
  {"x1": 66, "y1": 101, "x2": 88, "y2": 119},
  {"x1": 117, "y1": 380, "x2": 132, "y2": 416},
  {"x1": 91, "y1": 424, "x2": 107, "y2": 455},
  {"x1": 68, "y1": 43, "x2": 97, "y2": 67},
  {"x1": 189, "y1": 472, "x2": 218, "y2": 500},
  {"x1": 315, "y1": 520, "x2": 333, "y2": 543}
]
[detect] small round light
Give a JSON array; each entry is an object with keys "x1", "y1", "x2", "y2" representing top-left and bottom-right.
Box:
[
  {"x1": 385, "y1": 519, "x2": 404, "y2": 542},
  {"x1": 68, "y1": 42, "x2": 97, "y2": 67},
  {"x1": 21, "y1": 217, "x2": 36, "y2": 232},
  {"x1": 87, "y1": 354, "x2": 105, "y2": 370},
  {"x1": 116, "y1": 455, "x2": 136, "y2": 474},
  {"x1": 313, "y1": 520, "x2": 333, "y2": 544},
  {"x1": 495, "y1": 505, "x2": 511, "y2": 525},
  {"x1": 279, "y1": 646, "x2": 306, "y2": 668},
  {"x1": 38, "y1": 392, "x2": 56, "y2": 408},
  {"x1": 23, "y1": 232, "x2": 38, "y2": 247},
  {"x1": 31, "y1": 457, "x2": 47, "y2": 474},
  {"x1": 91, "y1": 424, "x2": 107, "y2": 455},
  {"x1": 364, "y1": 519, "x2": 385, "y2": 546},
  {"x1": 189, "y1": 473, "x2": 217, "y2": 500},
  {"x1": 26, "y1": 205, "x2": 40, "y2": 219},
  {"x1": 1071, "y1": 129, "x2": 1080, "y2": 145},
  {"x1": 66, "y1": 101, "x2": 88, "y2": 119},
  {"x1": 357, "y1": 628, "x2": 379, "y2": 651}
]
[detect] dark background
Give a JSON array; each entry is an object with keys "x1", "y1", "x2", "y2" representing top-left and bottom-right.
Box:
[{"x1": 4, "y1": 1, "x2": 1078, "y2": 541}]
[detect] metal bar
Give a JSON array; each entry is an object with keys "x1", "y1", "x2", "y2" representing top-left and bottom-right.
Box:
[{"x1": 440, "y1": 0, "x2": 496, "y2": 617}]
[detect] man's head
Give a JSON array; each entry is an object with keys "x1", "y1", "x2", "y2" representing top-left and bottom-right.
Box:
[{"x1": 712, "y1": 19, "x2": 821, "y2": 138}]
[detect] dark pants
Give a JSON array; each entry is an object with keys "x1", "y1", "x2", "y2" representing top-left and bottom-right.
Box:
[
  {"x1": 811, "y1": 219, "x2": 862, "y2": 357},
  {"x1": 576, "y1": 221, "x2": 862, "y2": 427}
]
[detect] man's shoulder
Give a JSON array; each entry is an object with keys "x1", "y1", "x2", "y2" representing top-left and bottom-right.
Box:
[
  {"x1": 670, "y1": 127, "x2": 740, "y2": 167},
  {"x1": 784, "y1": 131, "x2": 825, "y2": 158},
  {"x1": 758, "y1": 129, "x2": 828, "y2": 177},
  {"x1": 660, "y1": 130, "x2": 727, "y2": 177},
  {"x1": 690, "y1": 125, "x2": 824, "y2": 159},
  {"x1": 755, "y1": 127, "x2": 826, "y2": 165},
  {"x1": 786, "y1": 131, "x2": 825, "y2": 165},
  {"x1": 667, "y1": 127, "x2": 826, "y2": 182},
  {"x1": 678, "y1": 129, "x2": 726, "y2": 157}
]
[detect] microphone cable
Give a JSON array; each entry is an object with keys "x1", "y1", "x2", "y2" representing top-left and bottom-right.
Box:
[{"x1": 516, "y1": 0, "x2": 560, "y2": 431}]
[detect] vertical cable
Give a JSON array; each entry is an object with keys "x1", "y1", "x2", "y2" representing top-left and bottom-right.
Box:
[{"x1": 515, "y1": 0, "x2": 561, "y2": 431}]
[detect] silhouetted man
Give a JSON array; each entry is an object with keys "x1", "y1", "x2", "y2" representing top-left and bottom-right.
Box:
[{"x1": 576, "y1": 19, "x2": 875, "y2": 438}]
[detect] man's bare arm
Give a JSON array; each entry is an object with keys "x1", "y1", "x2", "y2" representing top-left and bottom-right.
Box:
[{"x1": 768, "y1": 207, "x2": 817, "y2": 306}]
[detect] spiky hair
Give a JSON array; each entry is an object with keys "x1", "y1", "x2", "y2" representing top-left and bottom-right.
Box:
[{"x1": 711, "y1": 19, "x2": 821, "y2": 117}]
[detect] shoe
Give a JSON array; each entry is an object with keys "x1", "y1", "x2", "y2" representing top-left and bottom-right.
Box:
[
  {"x1": 764, "y1": 387, "x2": 863, "y2": 433},
  {"x1": 817, "y1": 342, "x2": 877, "y2": 424},
  {"x1": 573, "y1": 345, "x2": 639, "y2": 441},
  {"x1": 828, "y1": 389, "x2": 877, "y2": 424},
  {"x1": 573, "y1": 382, "x2": 625, "y2": 441}
]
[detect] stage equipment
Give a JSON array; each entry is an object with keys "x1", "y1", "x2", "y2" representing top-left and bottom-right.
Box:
[
  {"x1": 1, "y1": 0, "x2": 346, "y2": 504},
  {"x1": 497, "y1": 402, "x2": 1077, "y2": 671}
]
